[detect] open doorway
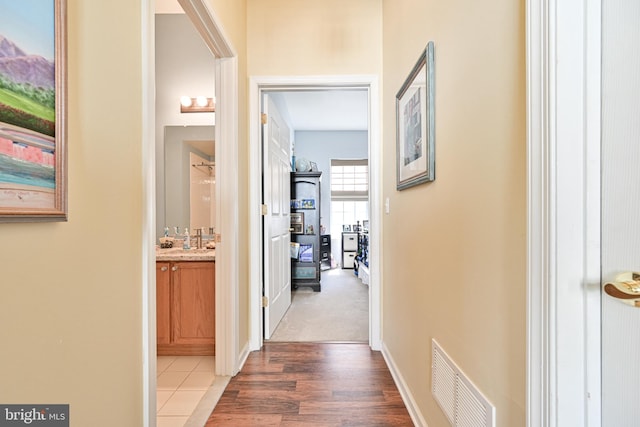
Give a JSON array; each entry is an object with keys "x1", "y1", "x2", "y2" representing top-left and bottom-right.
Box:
[
  {"x1": 154, "y1": 11, "x2": 219, "y2": 426},
  {"x1": 145, "y1": 1, "x2": 239, "y2": 425},
  {"x1": 263, "y1": 90, "x2": 370, "y2": 341},
  {"x1": 248, "y1": 77, "x2": 382, "y2": 351}
]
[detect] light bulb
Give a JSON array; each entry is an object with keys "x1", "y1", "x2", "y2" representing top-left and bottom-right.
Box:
[
  {"x1": 196, "y1": 96, "x2": 208, "y2": 107},
  {"x1": 180, "y1": 96, "x2": 192, "y2": 107}
]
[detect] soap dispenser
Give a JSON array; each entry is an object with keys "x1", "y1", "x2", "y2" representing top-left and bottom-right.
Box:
[{"x1": 183, "y1": 228, "x2": 191, "y2": 250}]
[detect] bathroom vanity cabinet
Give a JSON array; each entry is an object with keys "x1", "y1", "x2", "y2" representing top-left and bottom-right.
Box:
[{"x1": 156, "y1": 261, "x2": 215, "y2": 356}]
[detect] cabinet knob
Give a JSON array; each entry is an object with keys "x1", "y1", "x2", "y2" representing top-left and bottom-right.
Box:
[
  {"x1": 171, "y1": 266, "x2": 178, "y2": 272},
  {"x1": 160, "y1": 266, "x2": 168, "y2": 272}
]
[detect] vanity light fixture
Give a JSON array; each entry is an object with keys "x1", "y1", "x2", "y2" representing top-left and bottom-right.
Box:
[{"x1": 180, "y1": 96, "x2": 215, "y2": 113}]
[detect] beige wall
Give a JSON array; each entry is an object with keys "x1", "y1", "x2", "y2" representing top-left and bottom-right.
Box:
[
  {"x1": 0, "y1": 1, "x2": 144, "y2": 425},
  {"x1": 382, "y1": 0, "x2": 526, "y2": 426},
  {"x1": 247, "y1": 2, "x2": 525, "y2": 425},
  {"x1": 204, "y1": 0, "x2": 384, "y2": 368},
  {"x1": 245, "y1": 0, "x2": 382, "y2": 348},
  {"x1": 0, "y1": 1, "x2": 525, "y2": 424},
  {"x1": 247, "y1": 0, "x2": 382, "y2": 76},
  {"x1": 156, "y1": 0, "x2": 183, "y2": 14}
]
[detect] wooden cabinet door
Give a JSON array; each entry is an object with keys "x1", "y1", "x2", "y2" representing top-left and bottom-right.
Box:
[
  {"x1": 172, "y1": 262, "x2": 215, "y2": 350},
  {"x1": 156, "y1": 262, "x2": 171, "y2": 345}
]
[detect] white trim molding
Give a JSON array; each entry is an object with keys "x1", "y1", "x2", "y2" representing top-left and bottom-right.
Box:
[
  {"x1": 381, "y1": 343, "x2": 428, "y2": 427},
  {"x1": 178, "y1": 0, "x2": 240, "y2": 377},
  {"x1": 526, "y1": 0, "x2": 601, "y2": 425},
  {"x1": 248, "y1": 78, "x2": 263, "y2": 351},
  {"x1": 583, "y1": 1, "x2": 602, "y2": 424},
  {"x1": 248, "y1": 75, "x2": 382, "y2": 351},
  {"x1": 214, "y1": 56, "x2": 240, "y2": 376},
  {"x1": 178, "y1": 0, "x2": 235, "y2": 58},
  {"x1": 141, "y1": 1, "x2": 156, "y2": 426},
  {"x1": 367, "y1": 76, "x2": 382, "y2": 351},
  {"x1": 526, "y1": 1, "x2": 551, "y2": 424}
]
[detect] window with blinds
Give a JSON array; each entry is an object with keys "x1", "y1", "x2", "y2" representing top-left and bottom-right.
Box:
[{"x1": 330, "y1": 159, "x2": 369, "y2": 200}]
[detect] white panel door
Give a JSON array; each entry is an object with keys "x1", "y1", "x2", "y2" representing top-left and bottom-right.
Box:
[
  {"x1": 601, "y1": 0, "x2": 640, "y2": 425},
  {"x1": 262, "y1": 94, "x2": 292, "y2": 339}
]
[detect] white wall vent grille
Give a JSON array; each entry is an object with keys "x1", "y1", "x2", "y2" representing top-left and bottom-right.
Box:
[{"x1": 432, "y1": 339, "x2": 495, "y2": 427}]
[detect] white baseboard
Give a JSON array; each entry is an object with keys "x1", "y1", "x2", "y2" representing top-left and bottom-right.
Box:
[
  {"x1": 236, "y1": 340, "x2": 251, "y2": 374},
  {"x1": 382, "y1": 342, "x2": 429, "y2": 427}
]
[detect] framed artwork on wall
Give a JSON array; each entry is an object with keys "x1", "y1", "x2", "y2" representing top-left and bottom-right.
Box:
[
  {"x1": 0, "y1": 0, "x2": 67, "y2": 221},
  {"x1": 396, "y1": 40, "x2": 435, "y2": 190},
  {"x1": 290, "y1": 212, "x2": 304, "y2": 234},
  {"x1": 291, "y1": 212, "x2": 304, "y2": 224}
]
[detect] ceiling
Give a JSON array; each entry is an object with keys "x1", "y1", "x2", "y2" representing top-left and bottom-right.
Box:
[
  {"x1": 273, "y1": 90, "x2": 369, "y2": 132},
  {"x1": 185, "y1": 139, "x2": 214, "y2": 157}
]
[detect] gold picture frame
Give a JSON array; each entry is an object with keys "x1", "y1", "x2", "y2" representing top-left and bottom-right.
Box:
[{"x1": 0, "y1": 0, "x2": 67, "y2": 221}]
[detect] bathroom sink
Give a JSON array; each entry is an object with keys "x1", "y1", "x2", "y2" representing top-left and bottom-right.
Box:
[
  {"x1": 156, "y1": 246, "x2": 215, "y2": 261},
  {"x1": 185, "y1": 248, "x2": 214, "y2": 253},
  {"x1": 159, "y1": 247, "x2": 212, "y2": 253}
]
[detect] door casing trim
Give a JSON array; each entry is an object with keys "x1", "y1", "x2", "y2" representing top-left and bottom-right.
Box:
[
  {"x1": 177, "y1": 0, "x2": 240, "y2": 378},
  {"x1": 526, "y1": 0, "x2": 602, "y2": 425},
  {"x1": 248, "y1": 75, "x2": 382, "y2": 351},
  {"x1": 141, "y1": 2, "x2": 155, "y2": 426}
]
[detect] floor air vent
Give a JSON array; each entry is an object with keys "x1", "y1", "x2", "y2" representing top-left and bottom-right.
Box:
[{"x1": 432, "y1": 339, "x2": 495, "y2": 427}]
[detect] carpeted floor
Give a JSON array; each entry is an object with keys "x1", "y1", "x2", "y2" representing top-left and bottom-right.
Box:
[{"x1": 268, "y1": 268, "x2": 369, "y2": 342}]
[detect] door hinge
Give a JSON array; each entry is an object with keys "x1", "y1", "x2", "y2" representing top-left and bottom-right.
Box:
[
  {"x1": 261, "y1": 113, "x2": 267, "y2": 125},
  {"x1": 262, "y1": 296, "x2": 269, "y2": 307},
  {"x1": 261, "y1": 204, "x2": 268, "y2": 215}
]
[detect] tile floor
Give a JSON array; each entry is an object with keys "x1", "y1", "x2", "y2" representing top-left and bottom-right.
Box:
[{"x1": 157, "y1": 355, "x2": 215, "y2": 427}]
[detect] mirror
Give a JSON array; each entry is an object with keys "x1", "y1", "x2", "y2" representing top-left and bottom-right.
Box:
[{"x1": 162, "y1": 125, "x2": 215, "y2": 238}]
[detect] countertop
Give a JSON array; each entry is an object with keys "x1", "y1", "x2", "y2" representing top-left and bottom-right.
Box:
[{"x1": 155, "y1": 246, "x2": 215, "y2": 262}]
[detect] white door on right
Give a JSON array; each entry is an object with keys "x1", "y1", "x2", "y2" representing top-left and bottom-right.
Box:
[{"x1": 601, "y1": 0, "x2": 640, "y2": 425}]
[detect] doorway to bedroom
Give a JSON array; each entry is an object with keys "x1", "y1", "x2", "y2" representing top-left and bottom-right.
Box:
[{"x1": 254, "y1": 85, "x2": 375, "y2": 344}]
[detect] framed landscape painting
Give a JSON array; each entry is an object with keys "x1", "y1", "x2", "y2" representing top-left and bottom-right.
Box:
[{"x1": 0, "y1": 0, "x2": 67, "y2": 221}]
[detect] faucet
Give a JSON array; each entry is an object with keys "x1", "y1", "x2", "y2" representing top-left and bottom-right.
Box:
[{"x1": 195, "y1": 228, "x2": 203, "y2": 249}]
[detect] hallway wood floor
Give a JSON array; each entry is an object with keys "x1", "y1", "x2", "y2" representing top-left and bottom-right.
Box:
[{"x1": 205, "y1": 342, "x2": 414, "y2": 426}]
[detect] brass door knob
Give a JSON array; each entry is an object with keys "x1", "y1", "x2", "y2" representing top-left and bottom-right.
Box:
[{"x1": 604, "y1": 272, "x2": 640, "y2": 307}]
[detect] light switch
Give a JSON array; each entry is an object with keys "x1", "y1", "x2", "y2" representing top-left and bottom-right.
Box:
[{"x1": 385, "y1": 197, "x2": 390, "y2": 214}]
